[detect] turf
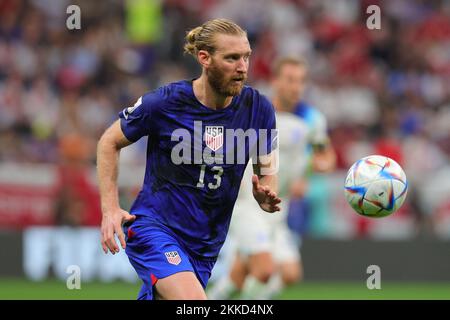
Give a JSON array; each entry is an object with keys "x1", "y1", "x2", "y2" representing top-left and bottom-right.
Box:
[
  {"x1": 0, "y1": 278, "x2": 449, "y2": 300},
  {"x1": 0, "y1": 278, "x2": 141, "y2": 300},
  {"x1": 277, "y1": 282, "x2": 450, "y2": 300}
]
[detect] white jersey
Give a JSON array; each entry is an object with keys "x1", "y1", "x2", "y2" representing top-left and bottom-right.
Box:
[
  {"x1": 229, "y1": 112, "x2": 309, "y2": 260},
  {"x1": 235, "y1": 111, "x2": 308, "y2": 213}
]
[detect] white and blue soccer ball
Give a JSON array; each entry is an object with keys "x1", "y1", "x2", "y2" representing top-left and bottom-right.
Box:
[{"x1": 344, "y1": 155, "x2": 408, "y2": 218}]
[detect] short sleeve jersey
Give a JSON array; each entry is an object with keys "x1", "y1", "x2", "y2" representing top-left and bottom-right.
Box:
[{"x1": 119, "y1": 80, "x2": 276, "y2": 259}]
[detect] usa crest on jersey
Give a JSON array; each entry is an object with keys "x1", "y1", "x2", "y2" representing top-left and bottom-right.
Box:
[
  {"x1": 165, "y1": 251, "x2": 181, "y2": 265},
  {"x1": 204, "y1": 126, "x2": 224, "y2": 151}
]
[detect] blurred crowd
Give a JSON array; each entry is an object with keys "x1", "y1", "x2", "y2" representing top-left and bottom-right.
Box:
[{"x1": 0, "y1": 0, "x2": 449, "y2": 236}]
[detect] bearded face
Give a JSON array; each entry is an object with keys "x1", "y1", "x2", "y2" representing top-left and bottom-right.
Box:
[{"x1": 206, "y1": 56, "x2": 247, "y2": 97}]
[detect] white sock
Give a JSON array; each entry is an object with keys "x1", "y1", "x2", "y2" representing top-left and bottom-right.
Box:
[
  {"x1": 257, "y1": 273, "x2": 283, "y2": 300},
  {"x1": 207, "y1": 275, "x2": 238, "y2": 300},
  {"x1": 240, "y1": 275, "x2": 268, "y2": 300}
]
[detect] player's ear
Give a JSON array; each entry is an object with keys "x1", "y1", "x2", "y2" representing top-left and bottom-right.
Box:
[{"x1": 197, "y1": 50, "x2": 211, "y2": 68}]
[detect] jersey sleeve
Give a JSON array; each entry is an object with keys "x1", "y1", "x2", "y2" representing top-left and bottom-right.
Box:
[{"x1": 118, "y1": 90, "x2": 162, "y2": 142}]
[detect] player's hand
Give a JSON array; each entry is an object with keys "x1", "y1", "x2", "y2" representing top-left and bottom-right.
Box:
[
  {"x1": 252, "y1": 174, "x2": 281, "y2": 213},
  {"x1": 101, "y1": 208, "x2": 136, "y2": 254}
]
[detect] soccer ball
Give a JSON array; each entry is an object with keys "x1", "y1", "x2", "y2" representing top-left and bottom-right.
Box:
[{"x1": 344, "y1": 155, "x2": 408, "y2": 218}]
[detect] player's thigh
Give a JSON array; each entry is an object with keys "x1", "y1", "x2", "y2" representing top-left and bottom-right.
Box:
[
  {"x1": 155, "y1": 271, "x2": 207, "y2": 300},
  {"x1": 230, "y1": 253, "x2": 248, "y2": 289}
]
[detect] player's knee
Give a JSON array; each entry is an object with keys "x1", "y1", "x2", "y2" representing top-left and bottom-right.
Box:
[
  {"x1": 281, "y1": 265, "x2": 302, "y2": 285},
  {"x1": 281, "y1": 271, "x2": 299, "y2": 285},
  {"x1": 256, "y1": 271, "x2": 273, "y2": 283},
  {"x1": 250, "y1": 264, "x2": 275, "y2": 283}
]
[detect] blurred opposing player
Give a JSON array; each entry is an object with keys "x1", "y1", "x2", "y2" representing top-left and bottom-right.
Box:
[
  {"x1": 208, "y1": 57, "x2": 335, "y2": 300},
  {"x1": 282, "y1": 57, "x2": 336, "y2": 240},
  {"x1": 97, "y1": 19, "x2": 281, "y2": 300},
  {"x1": 280, "y1": 57, "x2": 335, "y2": 174}
]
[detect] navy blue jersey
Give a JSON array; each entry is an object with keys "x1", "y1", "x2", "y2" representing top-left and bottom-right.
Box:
[{"x1": 119, "y1": 80, "x2": 276, "y2": 259}]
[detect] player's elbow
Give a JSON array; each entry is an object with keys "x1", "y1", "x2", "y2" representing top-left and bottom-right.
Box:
[
  {"x1": 98, "y1": 121, "x2": 131, "y2": 152},
  {"x1": 97, "y1": 132, "x2": 114, "y2": 157}
]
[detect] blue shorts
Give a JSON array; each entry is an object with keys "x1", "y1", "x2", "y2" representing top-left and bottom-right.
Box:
[{"x1": 123, "y1": 216, "x2": 216, "y2": 300}]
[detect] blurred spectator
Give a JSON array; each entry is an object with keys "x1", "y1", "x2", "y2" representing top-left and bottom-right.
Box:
[{"x1": 54, "y1": 132, "x2": 100, "y2": 226}]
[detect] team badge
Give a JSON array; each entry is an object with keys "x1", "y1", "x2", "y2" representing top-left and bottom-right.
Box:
[
  {"x1": 204, "y1": 126, "x2": 224, "y2": 151},
  {"x1": 165, "y1": 251, "x2": 181, "y2": 265}
]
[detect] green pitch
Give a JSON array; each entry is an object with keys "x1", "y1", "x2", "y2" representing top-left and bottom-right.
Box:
[
  {"x1": 0, "y1": 278, "x2": 449, "y2": 300},
  {"x1": 278, "y1": 282, "x2": 450, "y2": 300}
]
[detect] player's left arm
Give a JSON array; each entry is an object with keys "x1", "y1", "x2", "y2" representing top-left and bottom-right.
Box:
[{"x1": 252, "y1": 151, "x2": 281, "y2": 213}]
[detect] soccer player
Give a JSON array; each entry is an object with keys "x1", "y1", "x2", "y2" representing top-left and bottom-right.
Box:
[
  {"x1": 278, "y1": 57, "x2": 335, "y2": 175},
  {"x1": 207, "y1": 57, "x2": 335, "y2": 300},
  {"x1": 97, "y1": 19, "x2": 281, "y2": 300}
]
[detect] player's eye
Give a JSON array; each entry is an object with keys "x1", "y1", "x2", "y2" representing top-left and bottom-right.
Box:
[{"x1": 226, "y1": 55, "x2": 239, "y2": 61}]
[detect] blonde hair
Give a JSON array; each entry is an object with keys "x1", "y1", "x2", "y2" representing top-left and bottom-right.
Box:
[
  {"x1": 184, "y1": 19, "x2": 247, "y2": 57},
  {"x1": 272, "y1": 56, "x2": 308, "y2": 77}
]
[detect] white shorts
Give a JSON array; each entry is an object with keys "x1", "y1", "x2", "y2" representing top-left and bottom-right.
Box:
[{"x1": 230, "y1": 198, "x2": 301, "y2": 263}]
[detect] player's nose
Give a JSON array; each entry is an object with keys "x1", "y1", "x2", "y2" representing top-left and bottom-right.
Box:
[{"x1": 236, "y1": 57, "x2": 248, "y2": 73}]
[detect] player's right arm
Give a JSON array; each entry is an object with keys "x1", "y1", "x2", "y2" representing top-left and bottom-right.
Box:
[{"x1": 97, "y1": 120, "x2": 136, "y2": 254}]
